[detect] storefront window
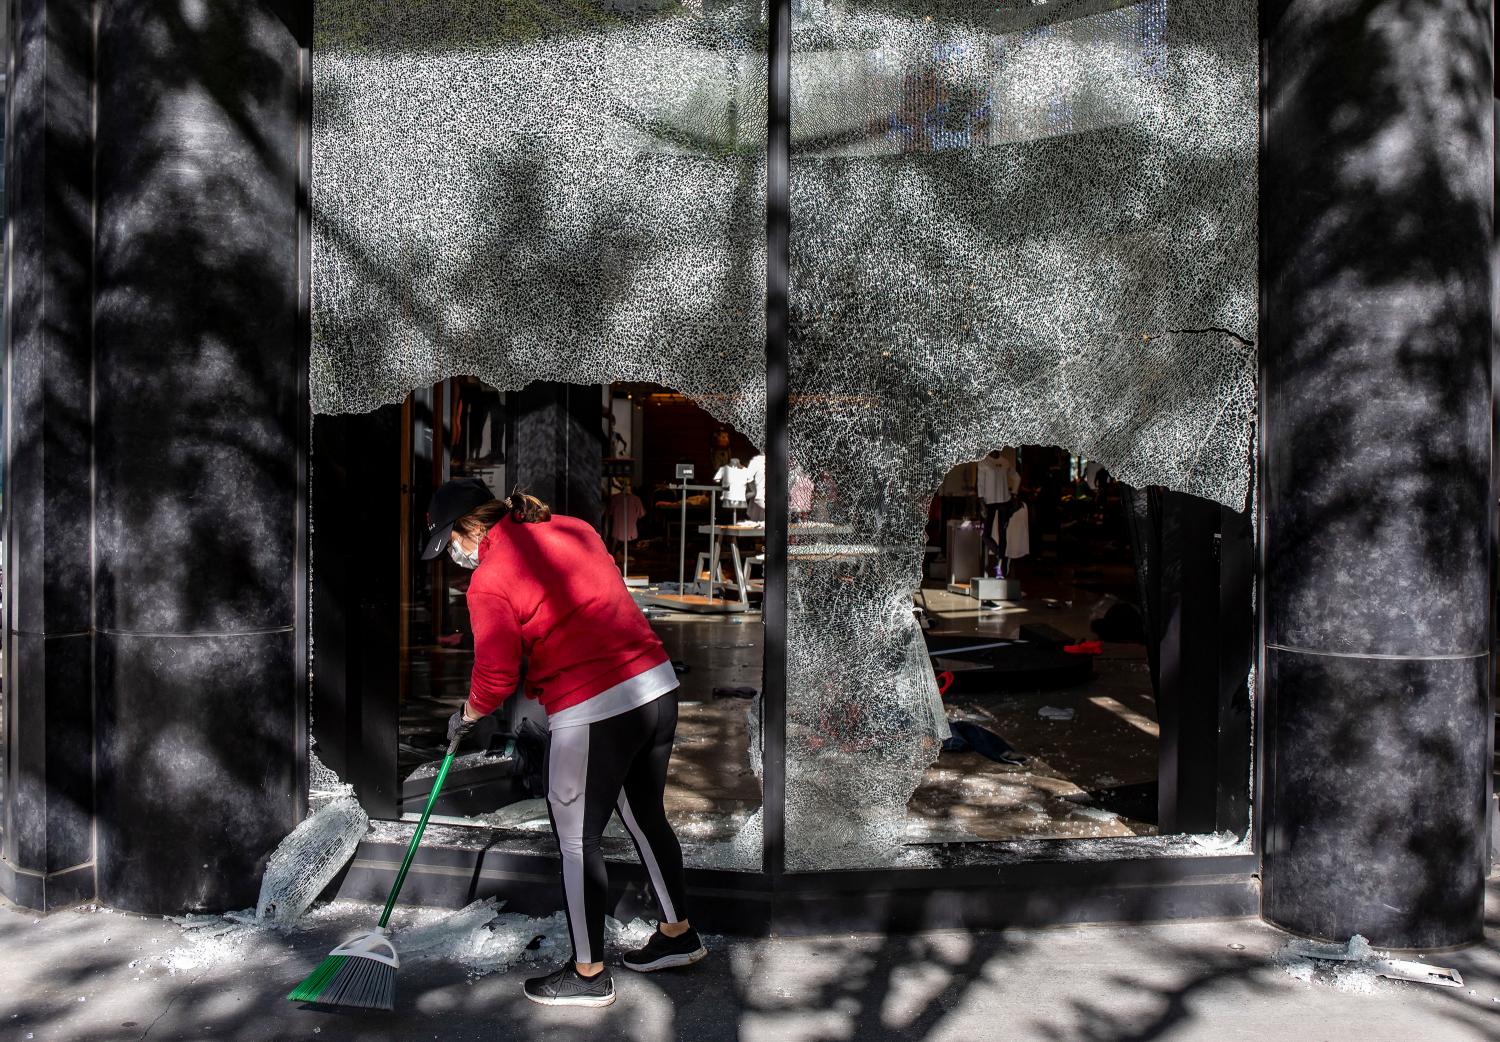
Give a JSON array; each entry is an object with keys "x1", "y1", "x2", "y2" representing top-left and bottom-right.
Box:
[
  {"x1": 379, "y1": 378, "x2": 766, "y2": 869},
  {"x1": 310, "y1": 0, "x2": 769, "y2": 869},
  {"x1": 309, "y1": 0, "x2": 1258, "y2": 879},
  {"x1": 783, "y1": 0, "x2": 1258, "y2": 868}
]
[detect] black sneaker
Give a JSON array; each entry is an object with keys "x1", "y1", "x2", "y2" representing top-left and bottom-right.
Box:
[
  {"x1": 523, "y1": 964, "x2": 615, "y2": 1007},
  {"x1": 622, "y1": 926, "x2": 708, "y2": 972}
]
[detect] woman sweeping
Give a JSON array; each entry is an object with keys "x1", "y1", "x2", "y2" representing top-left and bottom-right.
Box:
[{"x1": 421, "y1": 477, "x2": 706, "y2": 1007}]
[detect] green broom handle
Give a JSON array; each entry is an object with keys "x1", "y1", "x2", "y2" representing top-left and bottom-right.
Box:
[{"x1": 379, "y1": 735, "x2": 462, "y2": 929}]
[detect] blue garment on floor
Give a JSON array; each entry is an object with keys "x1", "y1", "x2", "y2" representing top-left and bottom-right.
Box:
[{"x1": 943, "y1": 720, "x2": 1029, "y2": 765}]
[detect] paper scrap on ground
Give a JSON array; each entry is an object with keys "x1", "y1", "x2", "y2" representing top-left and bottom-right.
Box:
[{"x1": 1038, "y1": 706, "x2": 1075, "y2": 721}]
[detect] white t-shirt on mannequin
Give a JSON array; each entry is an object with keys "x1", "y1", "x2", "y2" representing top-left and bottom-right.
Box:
[
  {"x1": 976, "y1": 454, "x2": 1018, "y2": 505},
  {"x1": 714, "y1": 463, "x2": 751, "y2": 506},
  {"x1": 745, "y1": 454, "x2": 767, "y2": 508}
]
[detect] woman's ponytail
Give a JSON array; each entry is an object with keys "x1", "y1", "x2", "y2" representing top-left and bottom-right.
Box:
[{"x1": 506, "y1": 486, "x2": 552, "y2": 524}]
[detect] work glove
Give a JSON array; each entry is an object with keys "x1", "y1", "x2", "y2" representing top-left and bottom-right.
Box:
[{"x1": 447, "y1": 707, "x2": 479, "y2": 746}]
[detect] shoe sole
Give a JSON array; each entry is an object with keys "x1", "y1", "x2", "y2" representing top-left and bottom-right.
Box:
[
  {"x1": 624, "y1": 946, "x2": 708, "y2": 973},
  {"x1": 524, "y1": 990, "x2": 616, "y2": 1008}
]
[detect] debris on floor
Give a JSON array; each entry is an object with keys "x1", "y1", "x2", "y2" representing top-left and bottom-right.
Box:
[
  {"x1": 150, "y1": 895, "x2": 657, "y2": 980},
  {"x1": 1037, "y1": 706, "x2": 1075, "y2": 721},
  {"x1": 466, "y1": 797, "x2": 630, "y2": 839},
  {"x1": 712, "y1": 686, "x2": 758, "y2": 699},
  {"x1": 1273, "y1": 933, "x2": 1466, "y2": 993},
  {"x1": 391, "y1": 897, "x2": 655, "y2": 978},
  {"x1": 941, "y1": 720, "x2": 1029, "y2": 764}
]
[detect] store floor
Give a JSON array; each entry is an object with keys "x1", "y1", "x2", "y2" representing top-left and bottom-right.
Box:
[
  {"x1": 395, "y1": 557, "x2": 1158, "y2": 854},
  {"x1": 646, "y1": 555, "x2": 1158, "y2": 852},
  {"x1": 908, "y1": 571, "x2": 1158, "y2": 844},
  {"x1": 648, "y1": 613, "x2": 765, "y2": 847}
]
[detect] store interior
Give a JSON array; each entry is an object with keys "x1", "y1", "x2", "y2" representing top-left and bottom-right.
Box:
[{"x1": 392, "y1": 376, "x2": 1160, "y2": 866}]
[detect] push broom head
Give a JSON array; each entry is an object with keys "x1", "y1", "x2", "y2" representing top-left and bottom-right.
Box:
[{"x1": 287, "y1": 928, "x2": 399, "y2": 1010}]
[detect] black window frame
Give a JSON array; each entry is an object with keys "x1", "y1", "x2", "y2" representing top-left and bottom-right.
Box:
[{"x1": 303, "y1": 0, "x2": 1260, "y2": 912}]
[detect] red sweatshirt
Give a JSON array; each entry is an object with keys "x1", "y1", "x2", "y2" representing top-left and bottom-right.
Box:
[{"x1": 465, "y1": 513, "x2": 669, "y2": 717}]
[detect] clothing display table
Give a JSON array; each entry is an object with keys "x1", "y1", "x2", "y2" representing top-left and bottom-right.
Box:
[{"x1": 694, "y1": 522, "x2": 858, "y2": 609}]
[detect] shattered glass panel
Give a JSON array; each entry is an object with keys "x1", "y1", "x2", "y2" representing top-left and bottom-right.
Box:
[
  {"x1": 784, "y1": 0, "x2": 1257, "y2": 868},
  {"x1": 311, "y1": 0, "x2": 768, "y2": 444},
  {"x1": 255, "y1": 794, "x2": 369, "y2": 925}
]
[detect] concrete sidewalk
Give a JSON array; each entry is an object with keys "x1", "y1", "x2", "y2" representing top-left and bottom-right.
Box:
[{"x1": 3, "y1": 876, "x2": 1499, "y2": 1042}]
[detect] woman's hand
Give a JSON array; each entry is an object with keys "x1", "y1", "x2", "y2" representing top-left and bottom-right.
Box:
[{"x1": 447, "y1": 700, "x2": 485, "y2": 745}]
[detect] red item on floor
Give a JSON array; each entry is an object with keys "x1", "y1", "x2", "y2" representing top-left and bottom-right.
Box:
[
  {"x1": 1062, "y1": 639, "x2": 1103, "y2": 655},
  {"x1": 937, "y1": 671, "x2": 955, "y2": 696}
]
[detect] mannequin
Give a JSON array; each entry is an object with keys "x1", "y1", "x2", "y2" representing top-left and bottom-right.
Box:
[
  {"x1": 745, "y1": 453, "x2": 766, "y2": 522},
  {"x1": 714, "y1": 457, "x2": 751, "y2": 518},
  {"x1": 976, "y1": 447, "x2": 1020, "y2": 577},
  {"x1": 995, "y1": 497, "x2": 1030, "y2": 578},
  {"x1": 606, "y1": 479, "x2": 645, "y2": 553}
]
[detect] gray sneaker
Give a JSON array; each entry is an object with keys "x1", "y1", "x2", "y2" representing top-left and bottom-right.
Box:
[
  {"x1": 622, "y1": 926, "x2": 709, "y2": 972},
  {"x1": 523, "y1": 964, "x2": 615, "y2": 1007}
]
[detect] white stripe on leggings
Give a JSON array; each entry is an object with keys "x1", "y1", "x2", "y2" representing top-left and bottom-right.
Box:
[
  {"x1": 547, "y1": 724, "x2": 593, "y2": 963},
  {"x1": 616, "y1": 792, "x2": 678, "y2": 924}
]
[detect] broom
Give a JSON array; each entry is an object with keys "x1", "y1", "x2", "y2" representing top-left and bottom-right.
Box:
[{"x1": 287, "y1": 733, "x2": 464, "y2": 1010}]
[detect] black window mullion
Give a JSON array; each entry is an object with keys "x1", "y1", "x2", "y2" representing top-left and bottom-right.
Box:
[{"x1": 761, "y1": 0, "x2": 791, "y2": 883}]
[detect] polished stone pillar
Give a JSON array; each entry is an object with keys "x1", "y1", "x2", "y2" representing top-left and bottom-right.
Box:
[
  {"x1": 513, "y1": 382, "x2": 605, "y2": 529},
  {"x1": 1, "y1": 0, "x2": 98, "y2": 912},
  {"x1": 89, "y1": 3, "x2": 307, "y2": 913},
  {"x1": 1260, "y1": 0, "x2": 1493, "y2": 947}
]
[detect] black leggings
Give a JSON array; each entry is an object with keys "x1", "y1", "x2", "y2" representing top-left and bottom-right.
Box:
[
  {"x1": 543, "y1": 694, "x2": 688, "y2": 964},
  {"x1": 982, "y1": 499, "x2": 1020, "y2": 561}
]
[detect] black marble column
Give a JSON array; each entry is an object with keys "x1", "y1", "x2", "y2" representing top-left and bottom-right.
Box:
[
  {"x1": 1260, "y1": 0, "x2": 1493, "y2": 947},
  {"x1": 513, "y1": 382, "x2": 606, "y2": 529},
  {"x1": 1, "y1": 0, "x2": 98, "y2": 913},
  {"x1": 90, "y1": 3, "x2": 307, "y2": 913}
]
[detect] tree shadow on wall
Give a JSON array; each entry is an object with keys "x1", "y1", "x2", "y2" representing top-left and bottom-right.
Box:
[{"x1": 1258, "y1": 0, "x2": 1493, "y2": 947}]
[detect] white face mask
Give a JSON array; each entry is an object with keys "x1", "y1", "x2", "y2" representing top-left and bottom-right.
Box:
[{"x1": 448, "y1": 537, "x2": 480, "y2": 570}]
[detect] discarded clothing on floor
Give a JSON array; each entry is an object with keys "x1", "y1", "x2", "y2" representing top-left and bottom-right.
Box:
[
  {"x1": 941, "y1": 721, "x2": 1029, "y2": 765},
  {"x1": 1062, "y1": 639, "x2": 1103, "y2": 655},
  {"x1": 713, "y1": 686, "x2": 758, "y2": 699}
]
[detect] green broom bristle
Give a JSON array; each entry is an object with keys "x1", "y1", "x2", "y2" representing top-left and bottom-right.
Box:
[
  {"x1": 288, "y1": 954, "x2": 348, "y2": 1003},
  {"x1": 287, "y1": 953, "x2": 395, "y2": 1010},
  {"x1": 317, "y1": 956, "x2": 396, "y2": 1011}
]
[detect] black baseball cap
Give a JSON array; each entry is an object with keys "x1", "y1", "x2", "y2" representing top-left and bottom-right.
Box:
[{"x1": 420, "y1": 477, "x2": 496, "y2": 560}]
